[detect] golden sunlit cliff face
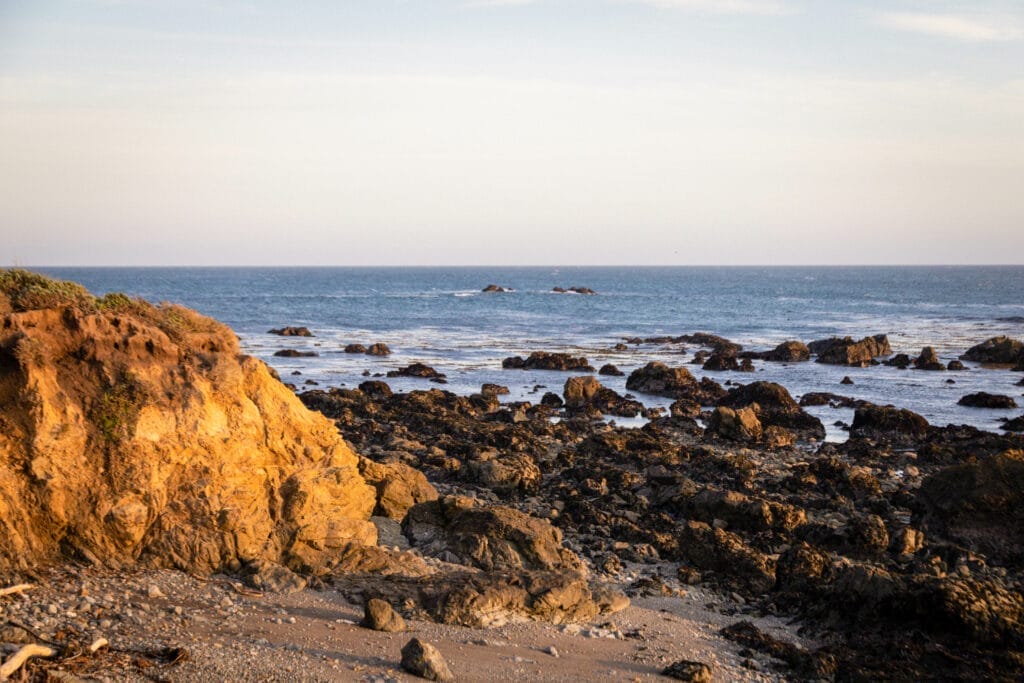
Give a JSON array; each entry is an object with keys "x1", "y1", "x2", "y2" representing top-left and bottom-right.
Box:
[{"x1": 0, "y1": 270, "x2": 376, "y2": 574}]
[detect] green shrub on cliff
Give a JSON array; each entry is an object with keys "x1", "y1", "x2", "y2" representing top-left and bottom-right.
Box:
[
  {"x1": 0, "y1": 269, "x2": 94, "y2": 312},
  {"x1": 0, "y1": 269, "x2": 230, "y2": 346}
]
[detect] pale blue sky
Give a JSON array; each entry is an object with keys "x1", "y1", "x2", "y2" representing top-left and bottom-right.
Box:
[{"x1": 2, "y1": 0, "x2": 1022, "y2": 265}]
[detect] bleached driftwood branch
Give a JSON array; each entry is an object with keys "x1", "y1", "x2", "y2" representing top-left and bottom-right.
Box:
[
  {"x1": 0, "y1": 643, "x2": 56, "y2": 680},
  {"x1": 0, "y1": 584, "x2": 33, "y2": 598}
]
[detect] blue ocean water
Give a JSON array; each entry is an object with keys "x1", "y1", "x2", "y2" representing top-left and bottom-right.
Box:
[{"x1": 38, "y1": 266, "x2": 1024, "y2": 440}]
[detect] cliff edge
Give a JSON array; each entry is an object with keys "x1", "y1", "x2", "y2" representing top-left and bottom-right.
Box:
[{"x1": 0, "y1": 270, "x2": 376, "y2": 574}]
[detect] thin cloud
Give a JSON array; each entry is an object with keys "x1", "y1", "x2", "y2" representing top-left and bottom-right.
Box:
[
  {"x1": 632, "y1": 0, "x2": 795, "y2": 14},
  {"x1": 465, "y1": 0, "x2": 795, "y2": 13},
  {"x1": 464, "y1": 0, "x2": 537, "y2": 7},
  {"x1": 875, "y1": 11, "x2": 1024, "y2": 42}
]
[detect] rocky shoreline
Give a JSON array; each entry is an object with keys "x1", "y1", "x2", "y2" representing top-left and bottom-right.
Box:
[{"x1": 1, "y1": 270, "x2": 1023, "y2": 681}]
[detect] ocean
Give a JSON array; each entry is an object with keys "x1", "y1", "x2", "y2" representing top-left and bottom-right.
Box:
[{"x1": 37, "y1": 266, "x2": 1024, "y2": 441}]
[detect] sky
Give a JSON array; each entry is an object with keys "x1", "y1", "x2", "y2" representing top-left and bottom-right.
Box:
[{"x1": 1, "y1": 0, "x2": 1022, "y2": 266}]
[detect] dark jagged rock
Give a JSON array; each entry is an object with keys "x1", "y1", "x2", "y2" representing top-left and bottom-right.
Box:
[
  {"x1": 913, "y1": 346, "x2": 945, "y2": 371},
  {"x1": 404, "y1": 496, "x2": 584, "y2": 574},
  {"x1": 481, "y1": 383, "x2": 510, "y2": 397},
  {"x1": 958, "y1": 392, "x2": 1018, "y2": 409},
  {"x1": 799, "y1": 392, "x2": 856, "y2": 408},
  {"x1": 563, "y1": 376, "x2": 643, "y2": 417},
  {"x1": 747, "y1": 340, "x2": 810, "y2": 362},
  {"x1": 387, "y1": 363, "x2": 447, "y2": 380},
  {"x1": 598, "y1": 363, "x2": 625, "y2": 376},
  {"x1": 883, "y1": 353, "x2": 912, "y2": 369},
  {"x1": 706, "y1": 406, "x2": 762, "y2": 442},
  {"x1": 1003, "y1": 415, "x2": 1024, "y2": 432},
  {"x1": 366, "y1": 343, "x2": 391, "y2": 356},
  {"x1": 344, "y1": 343, "x2": 367, "y2": 353},
  {"x1": 700, "y1": 352, "x2": 741, "y2": 374},
  {"x1": 947, "y1": 360, "x2": 966, "y2": 371},
  {"x1": 482, "y1": 284, "x2": 510, "y2": 292},
  {"x1": 358, "y1": 380, "x2": 393, "y2": 400},
  {"x1": 720, "y1": 621, "x2": 835, "y2": 679},
  {"x1": 679, "y1": 521, "x2": 775, "y2": 594},
  {"x1": 273, "y1": 348, "x2": 319, "y2": 357},
  {"x1": 669, "y1": 398, "x2": 701, "y2": 418},
  {"x1": 552, "y1": 286, "x2": 596, "y2": 294},
  {"x1": 502, "y1": 351, "x2": 594, "y2": 372},
  {"x1": 269, "y1": 326, "x2": 313, "y2": 337},
  {"x1": 810, "y1": 334, "x2": 891, "y2": 366},
  {"x1": 962, "y1": 336, "x2": 1024, "y2": 365},
  {"x1": 541, "y1": 392, "x2": 564, "y2": 408},
  {"x1": 840, "y1": 376, "x2": 854, "y2": 385},
  {"x1": 916, "y1": 450, "x2": 1024, "y2": 564},
  {"x1": 850, "y1": 404, "x2": 930, "y2": 443},
  {"x1": 625, "y1": 362, "x2": 725, "y2": 404},
  {"x1": 718, "y1": 381, "x2": 825, "y2": 440}
]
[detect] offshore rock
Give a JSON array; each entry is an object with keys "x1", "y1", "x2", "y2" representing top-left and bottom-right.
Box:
[
  {"x1": 913, "y1": 346, "x2": 945, "y2": 371},
  {"x1": 962, "y1": 336, "x2": 1024, "y2": 365},
  {"x1": 502, "y1": 352, "x2": 594, "y2": 372},
  {"x1": 849, "y1": 404, "x2": 930, "y2": 443},
  {"x1": 809, "y1": 334, "x2": 891, "y2": 366},
  {"x1": 958, "y1": 392, "x2": 1018, "y2": 409},
  {"x1": 625, "y1": 362, "x2": 726, "y2": 404},
  {"x1": 268, "y1": 326, "x2": 313, "y2": 337},
  {"x1": 763, "y1": 340, "x2": 810, "y2": 362},
  {"x1": 366, "y1": 342, "x2": 392, "y2": 356},
  {"x1": 387, "y1": 363, "x2": 447, "y2": 380}
]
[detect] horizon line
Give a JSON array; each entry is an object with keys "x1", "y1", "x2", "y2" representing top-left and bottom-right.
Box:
[{"x1": 16, "y1": 263, "x2": 1024, "y2": 269}]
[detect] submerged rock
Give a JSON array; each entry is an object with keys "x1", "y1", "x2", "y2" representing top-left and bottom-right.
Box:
[
  {"x1": 387, "y1": 363, "x2": 447, "y2": 380},
  {"x1": 268, "y1": 326, "x2": 314, "y2": 337},
  {"x1": 958, "y1": 392, "x2": 1018, "y2": 409},
  {"x1": 274, "y1": 348, "x2": 319, "y2": 357},
  {"x1": 502, "y1": 351, "x2": 594, "y2": 372}
]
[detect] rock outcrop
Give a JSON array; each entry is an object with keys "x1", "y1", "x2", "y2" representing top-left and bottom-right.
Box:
[
  {"x1": 916, "y1": 450, "x2": 1024, "y2": 564},
  {"x1": 962, "y1": 336, "x2": 1024, "y2": 365},
  {"x1": 958, "y1": 392, "x2": 1018, "y2": 409},
  {"x1": 809, "y1": 335, "x2": 891, "y2": 366},
  {"x1": 502, "y1": 352, "x2": 594, "y2": 372},
  {"x1": 0, "y1": 270, "x2": 377, "y2": 574},
  {"x1": 849, "y1": 404, "x2": 930, "y2": 443},
  {"x1": 625, "y1": 362, "x2": 725, "y2": 404},
  {"x1": 718, "y1": 381, "x2": 825, "y2": 441}
]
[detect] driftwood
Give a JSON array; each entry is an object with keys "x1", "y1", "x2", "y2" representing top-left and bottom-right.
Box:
[
  {"x1": 187, "y1": 572, "x2": 262, "y2": 597},
  {"x1": 0, "y1": 585, "x2": 33, "y2": 598},
  {"x1": 0, "y1": 643, "x2": 56, "y2": 680}
]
